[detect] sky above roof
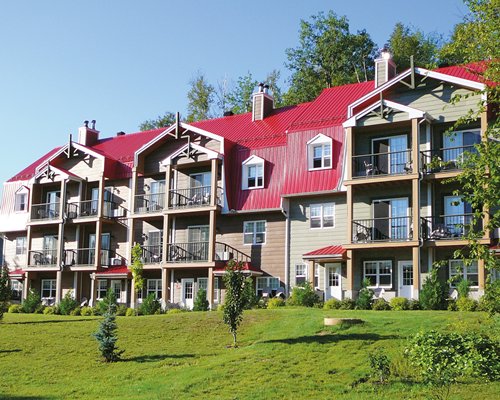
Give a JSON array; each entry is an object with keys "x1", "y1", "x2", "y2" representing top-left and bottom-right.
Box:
[{"x1": 0, "y1": 0, "x2": 468, "y2": 193}]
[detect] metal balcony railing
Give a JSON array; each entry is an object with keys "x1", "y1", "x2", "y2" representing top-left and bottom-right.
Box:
[
  {"x1": 31, "y1": 202, "x2": 60, "y2": 221},
  {"x1": 134, "y1": 193, "x2": 165, "y2": 214},
  {"x1": 141, "y1": 245, "x2": 162, "y2": 264},
  {"x1": 215, "y1": 242, "x2": 251, "y2": 263},
  {"x1": 169, "y1": 186, "x2": 223, "y2": 209},
  {"x1": 420, "y1": 145, "x2": 477, "y2": 173},
  {"x1": 167, "y1": 241, "x2": 209, "y2": 263},
  {"x1": 352, "y1": 216, "x2": 413, "y2": 243},
  {"x1": 64, "y1": 248, "x2": 124, "y2": 267},
  {"x1": 420, "y1": 214, "x2": 480, "y2": 240},
  {"x1": 352, "y1": 150, "x2": 412, "y2": 178},
  {"x1": 28, "y1": 250, "x2": 58, "y2": 266}
]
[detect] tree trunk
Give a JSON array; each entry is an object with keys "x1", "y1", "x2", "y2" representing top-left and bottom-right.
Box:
[{"x1": 232, "y1": 331, "x2": 237, "y2": 348}]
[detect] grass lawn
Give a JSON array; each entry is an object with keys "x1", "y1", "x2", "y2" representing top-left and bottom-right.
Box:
[{"x1": 0, "y1": 309, "x2": 499, "y2": 399}]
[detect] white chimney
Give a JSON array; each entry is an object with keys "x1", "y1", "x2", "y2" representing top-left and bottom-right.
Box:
[
  {"x1": 252, "y1": 83, "x2": 274, "y2": 121},
  {"x1": 374, "y1": 48, "x2": 396, "y2": 88},
  {"x1": 77, "y1": 120, "x2": 99, "y2": 146}
]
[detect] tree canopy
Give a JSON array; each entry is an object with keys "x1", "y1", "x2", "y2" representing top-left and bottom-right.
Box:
[
  {"x1": 139, "y1": 111, "x2": 177, "y2": 131},
  {"x1": 186, "y1": 72, "x2": 214, "y2": 122}
]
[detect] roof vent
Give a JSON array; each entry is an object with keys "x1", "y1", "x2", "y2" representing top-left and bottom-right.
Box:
[
  {"x1": 252, "y1": 82, "x2": 274, "y2": 121},
  {"x1": 374, "y1": 46, "x2": 396, "y2": 88},
  {"x1": 116, "y1": 131, "x2": 126, "y2": 136}
]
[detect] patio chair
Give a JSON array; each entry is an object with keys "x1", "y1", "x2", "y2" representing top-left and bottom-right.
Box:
[
  {"x1": 80, "y1": 297, "x2": 88, "y2": 307},
  {"x1": 364, "y1": 160, "x2": 378, "y2": 176}
]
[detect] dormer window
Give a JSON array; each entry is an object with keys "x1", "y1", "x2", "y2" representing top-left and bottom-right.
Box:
[
  {"x1": 242, "y1": 155, "x2": 264, "y2": 190},
  {"x1": 14, "y1": 186, "x2": 29, "y2": 212},
  {"x1": 307, "y1": 134, "x2": 332, "y2": 170}
]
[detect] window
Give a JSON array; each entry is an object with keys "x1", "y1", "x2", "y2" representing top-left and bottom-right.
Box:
[
  {"x1": 256, "y1": 276, "x2": 280, "y2": 296},
  {"x1": 363, "y1": 260, "x2": 392, "y2": 288},
  {"x1": 307, "y1": 134, "x2": 332, "y2": 170},
  {"x1": 244, "y1": 220, "x2": 266, "y2": 245},
  {"x1": 147, "y1": 279, "x2": 162, "y2": 299},
  {"x1": 214, "y1": 277, "x2": 220, "y2": 303},
  {"x1": 295, "y1": 263, "x2": 307, "y2": 285},
  {"x1": 15, "y1": 237, "x2": 27, "y2": 255},
  {"x1": 310, "y1": 203, "x2": 335, "y2": 228},
  {"x1": 15, "y1": 193, "x2": 28, "y2": 212},
  {"x1": 97, "y1": 280, "x2": 108, "y2": 300},
  {"x1": 449, "y1": 260, "x2": 479, "y2": 287},
  {"x1": 41, "y1": 279, "x2": 57, "y2": 298},
  {"x1": 11, "y1": 280, "x2": 23, "y2": 300},
  {"x1": 314, "y1": 264, "x2": 319, "y2": 289},
  {"x1": 242, "y1": 155, "x2": 265, "y2": 190}
]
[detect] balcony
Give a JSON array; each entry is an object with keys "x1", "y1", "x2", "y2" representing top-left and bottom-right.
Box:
[
  {"x1": 141, "y1": 245, "x2": 162, "y2": 264},
  {"x1": 352, "y1": 150, "x2": 412, "y2": 179},
  {"x1": 67, "y1": 200, "x2": 125, "y2": 219},
  {"x1": 30, "y1": 203, "x2": 60, "y2": 221},
  {"x1": 421, "y1": 214, "x2": 480, "y2": 240},
  {"x1": 64, "y1": 248, "x2": 125, "y2": 267},
  {"x1": 420, "y1": 145, "x2": 477, "y2": 174},
  {"x1": 352, "y1": 216, "x2": 413, "y2": 243},
  {"x1": 134, "y1": 193, "x2": 164, "y2": 214},
  {"x1": 164, "y1": 242, "x2": 250, "y2": 264},
  {"x1": 169, "y1": 186, "x2": 222, "y2": 210},
  {"x1": 28, "y1": 250, "x2": 58, "y2": 267}
]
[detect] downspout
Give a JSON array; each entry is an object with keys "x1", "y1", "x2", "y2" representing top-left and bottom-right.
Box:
[{"x1": 281, "y1": 197, "x2": 290, "y2": 297}]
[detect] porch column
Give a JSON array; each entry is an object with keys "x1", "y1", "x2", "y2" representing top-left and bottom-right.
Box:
[
  {"x1": 346, "y1": 127, "x2": 353, "y2": 180},
  {"x1": 170, "y1": 269, "x2": 175, "y2": 303},
  {"x1": 347, "y1": 186, "x2": 353, "y2": 243},
  {"x1": 161, "y1": 267, "x2": 169, "y2": 307},
  {"x1": 130, "y1": 277, "x2": 136, "y2": 309},
  {"x1": 210, "y1": 158, "x2": 218, "y2": 206},
  {"x1": 208, "y1": 210, "x2": 216, "y2": 262},
  {"x1": 411, "y1": 118, "x2": 420, "y2": 241},
  {"x1": 26, "y1": 226, "x2": 32, "y2": 263},
  {"x1": 22, "y1": 271, "x2": 30, "y2": 300},
  {"x1": 346, "y1": 250, "x2": 354, "y2": 298},
  {"x1": 130, "y1": 167, "x2": 138, "y2": 215},
  {"x1": 162, "y1": 214, "x2": 170, "y2": 263},
  {"x1": 73, "y1": 271, "x2": 79, "y2": 300},
  {"x1": 478, "y1": 259, "x2": 486, "y2": 292},
  {"x1": 164, "y1": 164, "x2": 171, "y2": 210},
  {"x1": 207, "y1": 267, "x2": 214, "y2": 309},
  {"x1": 94, "y1": 174, "x2": 105, "y2": 268},
  {"x1": 307, "y1": 260, "x2": 315, "y2": 284},
  {"x1": 412, "y1": 246, "x2": 420, "y2": 298},
  {"x1": 57, "y1": 178, "x2": 67, "y2": 270},
  {"x1": 55, "y1": 270, "x2": 62, "y2": 304},
  {"x1": 89, "y1": 273, "x2": 96, "y2": 306}
]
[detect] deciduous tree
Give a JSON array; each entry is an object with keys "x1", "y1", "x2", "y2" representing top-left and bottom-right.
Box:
[
  {"x1": 222, "y1": 260, "x2": 247, "y2": 347},
  {"x1": 139, "y1": 111, "x2": 177, "y2": 131},
  {"x1": 186, "y1": 72, "x2": 214, "y2": 122}
]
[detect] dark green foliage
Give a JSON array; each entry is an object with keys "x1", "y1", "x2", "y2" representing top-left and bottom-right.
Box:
[
  {"x1": 186, "y1": 72, "x2": 214, "y2": 122},
  {"x1": 222, "y1": 260, "x2": 247, "y2": 347},
  {"x1": 389, "y1": 297, "x2": 410, "y2": 311},
  {"x1": 139, "y1": 293, "x2": 161, "y2": 315},
  {"x1": 408, "y1": 299, "x2": 421, "y2": 310},
  {"x1": 479, "y1": 278, "x2": 500, "y2": 315},
  {"x1": 0, "y1": 264, "x2": 11, "y2": 303},
  {"x1": 267, "y1": 297, "x2": 286, "y2": 309},
  {"x1": 287, "y1": 282, "x2": 320, "y2": 307},
  {"x1": 130, "y1": 243, "x2": 145, "y2": 298},
  {"x1": 339, "y1": 298, "x2": 356, "y2": 310},
  {"x1": 405, "y1": 330, "x2": 500, "y2": 386},
  {"x1": 8, "y1": 304, "x2": 22, "y2": 313},
  {"x1": 93, "y1": 289, "x2": 123, "y2": 362},
  {"x1": 59, "y1": 291, "x2": 78, "y2": 315},
  {"x1": 97, "y1": 288, "x2": 118, "y2": 315},
  {"x1": 242, "y1": 277, "x2": 257, "y2": 309},
  {"x1": 116, "y1": 304, "x2": 127, "y2": 316},
  {"x1": 456, "y1": 297, "x2": 478, "y2": 312},
  {"x1": 356, "y1": 279, "x2": 374, "y2": 310},
  {"x1": 21, "y1": 289, "x2": 41, "y2": 313},
  {"x1": 368, "y1": 350, "x2": 391, "y2": 384},
  {"x1": 372, "y1": 298, "x2": 390, "y2": 311},
  {"x1": 139, "y1": 111, "x2": 177, "y2": 131},
  {"x1": 80, "y1": 306, "x2": 93, "y2": 316},
  {"x1": 420, "y1": 268, "x2": 448, "y2": 310},
  {"x1": 456, "y1": 279, "x2": 471, "y2": 298},
  {"x1": 193, "y1": 288, "x2": 209, "y2": 311},
  {"x1": 323, "y1": 298, "x2": 342, "y2": 310}
]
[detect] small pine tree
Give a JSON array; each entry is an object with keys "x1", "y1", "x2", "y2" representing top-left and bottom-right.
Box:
[
  {"x1": 222, "y1": 260, "x2": 247, "y2": 347},
  {"x1": 193, "y1": 288, "x2": 209, "y2": 311},
  {"x1": 420, "y1": 267, "x2": 448, "y2": 310},
  {"x1": 93, "y1": 288, "x2": 123, "y2": 362},
  {"x1": 356, "y1": 278, "x2": 374, "y2": 310}
]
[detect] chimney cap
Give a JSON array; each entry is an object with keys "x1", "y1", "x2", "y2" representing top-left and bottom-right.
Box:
[
  {"x1": 83, "y1": 120, "x2": 89, "y2": 128},
  {"x1": 223, "y1": 110, "x2": 234, "y2": 117},
  {"x1": 380, "y1": 45, "x2": 391, "y2": 60},
  {"x1": 116, "y1": 131, "x2": 126, "y2": 136}
]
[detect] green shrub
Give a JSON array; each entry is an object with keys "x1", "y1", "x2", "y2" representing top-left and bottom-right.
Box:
[
  {"x1": 242, "y1": 277, "x2": 258, "y2": 309},
  {"x1": 287, "y1": 282, "x2": 320, "y2": 307},
  {"x1": 323, "y1": 298, "x2": 342, "y2": 310},
  {"x1": 338, "y1": 298, "x2": 356, "y2": 310},
  {"x1": 80, "y1": 306, "x2": 93, "y2": 316},
  {"x1": 70, "y1": 307, "x2": 81, "y2": 316},
  {"x1": 257, "y1": 297, "x2": 268, "y2": 309},
  {"x1": 456, "y1": 296, "x2": 478, "y2": 312},
  {"x1": 116, "y1": 304, "x2": 127, "y2": 316},
  {"x1": 372, "y1": 298, "x2": 390, "y2": 310},
  {"x1": 139, "y1": 293, "x2": 161, "y2": 315},
  {"x1": 21, "y1": 289, "x2": 41, "y2": 313},
  {"x1": 408, "y1": 299, "x2": 421, "y2": 310},
  {"x1": 368, "y1": 349, "x2": 391, "y2": 384},
  {"x1": 267, "y1": 297, "x2": 286, "y2": 309},
  {"x1": 456, "y1": 278, "x2": 471, "y2": 298},
  {"x1": 420, "y1": 268, "x2": 448, "y2": 310},
  {"x1": 447, "y1": 299, "x2": 458, "y2": 311},
  {"x1": 34, "y1": 304, "x2": 47, "y2": 314},
  {"x1": 356, "y1": 278, "x2": 374, "y2": 310},
  {"x1": 193, "y1": 288, "x2": 210, "y2": 311},
  {"x1": 478, "y1": 278, "x2": 500, "y2": 315},
  {"x1": 91, "y1": 305, "x2": 102, "y2": 316},
  {"x1": 8, "y1": 304, "x2": 22, "y2": 313},
  {"x1": 405, "y1": 330, "x2": 500, "y2": 385},
  {"x1": 168, "y1": 308, "x2": 184, "y2": 314},
  {"x1": 92, "y1": 289, "x2": 123, "y2": 363},
  {"x1": 43, "y1": 306, "x2": 56, "y2": 315},
  {"x1": 59, "y1": 291, "x2": 78, "y2": 315},
  {"x1": 216, "y1": 303, "x2": 225, "y2": 312},
  {"x1": 389, "y1": 297, "x2": 409, "y2": 311},
  {"x1": 125, "y1": 307, "x2": 136, "y2": 317}
]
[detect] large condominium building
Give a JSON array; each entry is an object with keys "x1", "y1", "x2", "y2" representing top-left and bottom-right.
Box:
[{"x1": 0, "y1": 56, "x2": 495, "y2": 308}]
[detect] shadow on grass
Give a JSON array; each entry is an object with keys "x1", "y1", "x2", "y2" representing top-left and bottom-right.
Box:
[
  {"x1": 0, "y1": 396, "x2": 55, "y2": 400},
  {"x1": 261, "y1": 333, "x2": 400, "y2": 345},
  {"x1": 7, "y1": 319, "x2": 91, "y2": 325},
  {"x1": 0, "y1": 349, "x2": 22, "y2": 354},
  {"x1": 125, "y1": 353, "x2": 196, "y2": 363}
]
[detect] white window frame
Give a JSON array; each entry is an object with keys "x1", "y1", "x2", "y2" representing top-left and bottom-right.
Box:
[
  {"x1": 15, "y1": 236, "x2": 27, "y2": 255},
  {"x1": 449, "y1": 260, "x2": 479, "y2": 288},
  {"x1": 307, "y1": 134, "x2": 332, "y2": 171},
  {"x1": 213, "y1": 277, "x2": 220, "y2": 304},
  {"x1": 295, "y1": 263, "x2": 307, "y2": 285},
  {"x1": 256, "y1": 276, "x2": 281, "y2": 296},
  {"x1": 97, "y1": 280, "x2": 108, "y2": 300},
  {"x1": 363, "y1": 260, "x2": 393, "y2": 289},
  {"x1": 41, "y1": 279, "x2": 57, "y2": 299},
  {"x1": 242, "y1": 155, "x2": 265, "y2": 190},
  {"x1": 310, "y1": 203, "x2": 335, "y2": 229},
  {"x1": 243, "y1": 220, "x2": 266, "y2": 245},
  {"x1": 11, "y1": 280, "x2": 23, "y2": 300},
  {"x1": 146, "y1": 279, "x2": 162, "y2": 299},
  {"x1": 14, "y1": 189, "x2": 28, "y2": 212}
]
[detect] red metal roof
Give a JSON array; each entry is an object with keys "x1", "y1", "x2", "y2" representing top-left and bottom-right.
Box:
[
  {"x1": 95, "y1": 265, "x2": 130, "y2": 276},
  {"x1": 433, "y1": 62, "x2": 490, "y2": 83},
  {"x1": 8, "y1": 269, "x2": 25, "y2": 277},
  {"x1": 8, "y1": 147, "x2": 62, "y2": 182},
  {"x1": 213, "y1": 262, "x2": 263, "y2": 275},
  {"x1": 303, "y1": 245, "x2": 346, "y2": 258}
]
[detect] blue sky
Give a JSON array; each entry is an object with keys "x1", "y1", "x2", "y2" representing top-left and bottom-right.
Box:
[{"x1": 0, "y1": 0, "x2": 467, "y2": 190}]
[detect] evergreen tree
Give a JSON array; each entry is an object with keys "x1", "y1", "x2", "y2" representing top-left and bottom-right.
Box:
[
  {"x1": 193, "y1": 288, "x2": 209, "y2": 311},
  {"x1": 93, "y1": 288, "x2": 123, "y2": 362}
]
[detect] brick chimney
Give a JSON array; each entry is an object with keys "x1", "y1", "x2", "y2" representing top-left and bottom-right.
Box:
[
  {"x1": 374, "y1": 48, "x2": 396, "y2": 88},
  {"x1": 252, "y1": 83, "x2": 274, "y2": 121},
  {"x1": 77, "y1": 120, "x2": 99, "y2": 146}
]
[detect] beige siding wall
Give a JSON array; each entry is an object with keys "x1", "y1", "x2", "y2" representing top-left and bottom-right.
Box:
[
  {"x1": 352, "y1": 184, "x2": 413, "y2": 221},
  {"x1": 3, "y1": 234, "x2": 27, "y2": 269},
  {"x1": 353, "y1": 122, "x2": 411, "y2": 155}
]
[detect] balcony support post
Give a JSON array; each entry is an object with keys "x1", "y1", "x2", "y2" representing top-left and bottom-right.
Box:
[
  {"x1": 73, "y1": 271, "x2": 79, "y2": 300},
  {"x1": 94, "y1": 174, "x2": 105, "y2": 268},
  {"x1": 411, "y1": 118, "x2": 420, "y2": 243},
  {"x1": 90, "y1": 273, "x2": 96, "y2": 306},
  {"x1": 478, "y1": 259, "x2": 486, "y2": 292},
  {"x1": 347, "y1": 186, "x2": 353, "y2": 243},
  {"x1": 208, "y1": 210, "x2": 216, "y2": 261},
  {"x1": 55, "y1": 269, "x2": 62, "y2": 304},
  {"x1": 207, "y1": 267, "x2": 214, "y2": 309},
  {"x1": 131, "y1": 167, "x2": 138, "y2": 214},
  {"x1": 307, "y1": 260, "x2": 315, "y2": 284},
  {"x1": 162, "y1": 214, "x2": 170, "y2": 263},
  {"x1": 162, "y1": 267, "x2": 169, "y2": 307},
  {"x1": 164, "y1": 164, "x2": 171, "y2": 210},
  {"x1": 23, "y1": 271, "x2": 30, "y2": 300},
  {"x1": 130, "y1": 277, "x2": 137, "y2": 309},
  {"x1": 210, "y1": 158, "x2": 218, "y2": 206},
  {"x1": 57, "y1": 178, "x2": 67, "y2": 272},
  {"x1": 346, "y1": 250, "x2": 354, "y2": 298},
  {"x1": 346, "y1": 127, "x2": 353, "y2": 180},
  {"x1": 412, "y1": 246, "x2": 420, "y2": 298}
]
